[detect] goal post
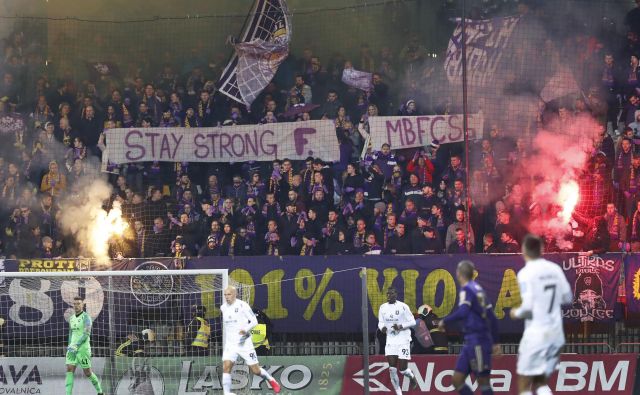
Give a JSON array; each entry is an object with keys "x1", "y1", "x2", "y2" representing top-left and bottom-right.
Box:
[{"x1": 0, "y1": 268, "x2": 258, "y2": 394}]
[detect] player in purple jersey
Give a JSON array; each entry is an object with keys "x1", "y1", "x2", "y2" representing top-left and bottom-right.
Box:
[{"x1": 439, "y1": 260, "x2": 501, "y2": 395}]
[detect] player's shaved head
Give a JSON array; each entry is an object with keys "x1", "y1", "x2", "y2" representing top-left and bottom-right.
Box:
[
  {"x1": 224, "y1": 286, "x2": 237, "y2": 304},
  {"x1": 457, "y1": 260, "x2": 475, "y2": 281},
  {"x1": 522, "y1": 234, "x2": 542, "y2": 260}
]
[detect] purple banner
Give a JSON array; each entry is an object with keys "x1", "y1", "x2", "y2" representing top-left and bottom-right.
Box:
[
  {"x1": 1, "y1": 258, "x2": 113, "y2": 339},
  {"x1": 625, "y1": 254, "x2": 640, "y2": 315},
  {"x1": 558, "y1": 254, "x2": 621, "y2": 322},
  {"x1": 190, "y1": 254, "x2": 514, "y2": 333},
  {"x1": 0, "y1": 258, "x2": 196, "y2": 340},
  {"x1": 186, "y1": 253, "x2": 622, "y2": 333},
  {"x1": 0, "y1": 254, "x2": 622, "y2": 339}
]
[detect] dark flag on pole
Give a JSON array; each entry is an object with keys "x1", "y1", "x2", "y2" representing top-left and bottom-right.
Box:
[
  {"x1": 217, "y1": 0, "x2": 291, "y2": 107},
  {"x1": 445, "y1": 16, "x2": 520, "y2": 87}
]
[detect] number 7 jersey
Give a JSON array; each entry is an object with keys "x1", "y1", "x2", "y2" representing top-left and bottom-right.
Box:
[{"x1": 515, "y1": 258, "x2": 572, "y2": 332}]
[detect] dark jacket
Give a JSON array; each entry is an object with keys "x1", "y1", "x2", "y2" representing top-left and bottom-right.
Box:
[
  {"x1": 326, "y1": 239, "x2": 354, "y2": 255},
  {"x1": 412, "y1": 232, "x2": 443, "y2": 254},
  {"x1": 147, "y1": 229, "x2": 173, "y2": 257},
  {"x1": 483, "y1": 243, "x2": 500, "y2": 254},
  {"x1": 584, "y1": 219, "x2": 610, "y2": 254},
  {"x1": 447, "y1": 241, "x2": 468, "y2": 254},
  {"x1": 384, "y1": 234, "x2": 412, "y2": 254},
  {"x1": 498, "y1": 241, "x2": 520, "y2": 254},
  {"x1": 198, "y1": 244, "x2": 221, "y2": 257}
]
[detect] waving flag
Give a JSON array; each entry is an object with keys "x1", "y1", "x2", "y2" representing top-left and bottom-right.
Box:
[
  {"x1": 218, "y1": 0, "x2": 291, "y2": 107},
  {"x1": 445, "y1": 16, "x2": 520, "y2": 87},
  {"x1": 342, "y1": 67, "x2": 373, "y2": 92}
]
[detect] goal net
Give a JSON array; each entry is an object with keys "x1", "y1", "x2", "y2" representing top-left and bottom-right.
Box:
[{"x1": 0, "y1": 268, "x2": 255, "y2": 394}]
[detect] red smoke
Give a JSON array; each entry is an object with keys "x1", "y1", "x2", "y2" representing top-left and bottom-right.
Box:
[{"x1": 522, "y1": 114, "x2": 601, "y2": 249}]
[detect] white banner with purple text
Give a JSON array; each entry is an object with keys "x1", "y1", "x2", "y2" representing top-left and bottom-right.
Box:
[
  {"x1": 368, "y1": 113, "x2": 484, "y2": 150},
  {"x1": 104, "y1": 120, "x2": 339, "y2": 164}
]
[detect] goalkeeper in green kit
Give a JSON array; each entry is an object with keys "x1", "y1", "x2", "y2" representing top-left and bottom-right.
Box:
[{"x1": 66, "y1": 296, "x2": 104, "y2": 395}]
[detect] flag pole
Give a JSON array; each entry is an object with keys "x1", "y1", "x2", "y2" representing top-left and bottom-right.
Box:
[{"x1": 461, "y1": 0, "x2": 472, "y2": 252}]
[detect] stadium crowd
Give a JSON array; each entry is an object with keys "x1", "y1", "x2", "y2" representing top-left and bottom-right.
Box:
[{"x1": 2, "y1": 1, "x2": 640, "y2": 259}]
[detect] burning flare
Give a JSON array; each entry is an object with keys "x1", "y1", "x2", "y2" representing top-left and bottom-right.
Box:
[
  {"x1": 89, "y1": 201, "x2": 128, "y2": 261},
  {"x1": 557, "y1": 180, "x2": 579, "y2": 223}
]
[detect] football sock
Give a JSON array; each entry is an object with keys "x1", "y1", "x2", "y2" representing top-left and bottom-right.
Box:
[
  {"x1": 222, "y1": 373, "x2": 232, "y2": 394},
  {"x1": 389, "y1": 367, "x2": 402, "y2": 394},
  {"x1": 89, "y1": 373, "x2": 103, "y2": 393},
  {"x1": 259, "y1": 367, "x2": 274, "y2": 381},
  {"x1": 536, "y1": 385, "x2": 553, "y2": 395},
  {"x1": 401, "y1": 368, "x2": 415, "y2": 379},
  {"x1": 65, "y1": 372, "x2": 74, "y2": 395}
]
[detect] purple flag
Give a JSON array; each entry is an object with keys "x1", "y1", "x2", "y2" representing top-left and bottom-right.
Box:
[{"x1": 341, "y1": 67, "x2": 373, "y2": 92}]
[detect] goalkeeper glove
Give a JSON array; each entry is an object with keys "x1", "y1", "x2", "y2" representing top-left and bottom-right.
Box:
[{"x1": 67, "y1": 344, "x2": 78, "y2": 355}]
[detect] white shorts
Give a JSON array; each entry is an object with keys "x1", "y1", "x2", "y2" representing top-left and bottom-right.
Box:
[
  {"x1": 385, "y1": 342, "x2": 411, "y2": 360},
  {"x1": 517, "y1": 333, "x2": 564, "y2": 377},
  {"x1": 222, "y1": 343, "x2": 259, "y2": 366}
]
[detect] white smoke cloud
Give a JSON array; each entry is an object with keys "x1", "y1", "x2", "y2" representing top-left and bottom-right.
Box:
[{"x1": 57, "y1": 165, "x2": 129, "y2": 263}]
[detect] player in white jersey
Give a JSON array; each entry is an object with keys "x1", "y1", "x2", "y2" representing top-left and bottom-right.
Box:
[
  {"x1": 510, "y1": 235, "x2": 572, "y2": 395},
  {"x1": 220, "y1": 286, "x2": 281, "y2": 395},
  {"x1": 377, "y1": 287, "x2": 418, "y2": 394}
]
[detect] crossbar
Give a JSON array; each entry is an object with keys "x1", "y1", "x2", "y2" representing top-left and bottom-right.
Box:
[{"x1": 5, "y1": 269, "x2": 229, "y2": 278}]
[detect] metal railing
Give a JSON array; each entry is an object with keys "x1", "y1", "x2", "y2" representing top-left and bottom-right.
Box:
[{"x1": 615, "y1": 342, "x2": 640, "y2": 353}]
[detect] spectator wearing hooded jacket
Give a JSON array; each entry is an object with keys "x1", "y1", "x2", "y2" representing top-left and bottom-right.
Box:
[{"x1": 371, "y1": 143, "x2": 397, "y2": 180}]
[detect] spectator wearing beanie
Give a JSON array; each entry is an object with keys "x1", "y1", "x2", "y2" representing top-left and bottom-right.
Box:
[{"x1": 198, "y1": 236, "x2": 220, "y2": 258}]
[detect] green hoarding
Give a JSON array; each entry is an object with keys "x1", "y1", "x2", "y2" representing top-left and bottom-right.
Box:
[{"x1": 103, "y1": 355, "x2": 346, "y2": 394}]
